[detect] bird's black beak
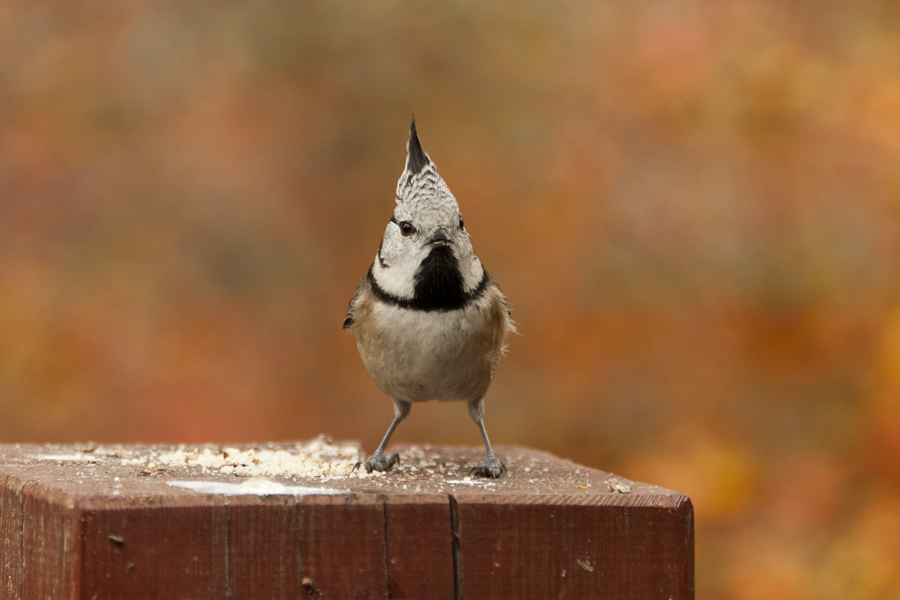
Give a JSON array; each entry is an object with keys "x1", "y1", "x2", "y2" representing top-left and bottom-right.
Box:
[{"x1": 429, "y1": 228, "x2": 452, "y2": 245}]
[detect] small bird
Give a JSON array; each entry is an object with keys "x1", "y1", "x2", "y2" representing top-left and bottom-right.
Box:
[{"x1": 343, "y1": 118, "x2": 514, "y2": 478}]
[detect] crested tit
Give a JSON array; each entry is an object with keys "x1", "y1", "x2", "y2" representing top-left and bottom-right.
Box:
[{"x1": 343, "y1": 118, "x2": 514, "y2": 478}]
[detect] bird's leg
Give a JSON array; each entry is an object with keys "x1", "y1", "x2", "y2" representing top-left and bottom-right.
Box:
[
  {"x1": 364, "y1": 416, "x2": 402, "y2": 472},
  {"x1": 363, "y1": 401, "x2": 409, "y2": 473},
  {"x1": 468, "y1": 398, "x2": 506, "y2": 478}
]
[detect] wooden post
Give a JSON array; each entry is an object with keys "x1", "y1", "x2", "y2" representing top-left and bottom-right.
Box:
[{"x1": 0, "y1": 442, "x2": 693, "y2": 599}]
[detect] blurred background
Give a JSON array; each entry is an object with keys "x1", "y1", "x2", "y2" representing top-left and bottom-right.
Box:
[{"x1": 1, "y1": 0, "x2": 899, "y2": 597}]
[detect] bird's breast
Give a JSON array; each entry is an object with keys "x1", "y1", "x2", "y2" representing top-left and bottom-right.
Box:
[{"x1": 354, "y1": 286, "x2": 510, "y2": 404}]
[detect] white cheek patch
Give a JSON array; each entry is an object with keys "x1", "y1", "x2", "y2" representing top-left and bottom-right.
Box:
[
  {"x1": 371, "y1": 252, "x2": 417, "y2": 299},
  {"x1": 460, "y1": 258, "x2": 485, "y2": 293}
]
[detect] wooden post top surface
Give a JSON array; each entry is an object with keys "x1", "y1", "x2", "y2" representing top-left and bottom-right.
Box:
[{"x1": 0, "y1": 438, "x2": 684, "y2": 509}]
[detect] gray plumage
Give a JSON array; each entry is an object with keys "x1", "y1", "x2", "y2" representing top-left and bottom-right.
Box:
[{"x1": 344, "y1": 118, "x2": 514, "y2": 478}]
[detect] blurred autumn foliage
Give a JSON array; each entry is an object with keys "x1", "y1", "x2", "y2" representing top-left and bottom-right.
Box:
[{"x1": 2, "y1": 1, "x2": 900, "y2": 597}]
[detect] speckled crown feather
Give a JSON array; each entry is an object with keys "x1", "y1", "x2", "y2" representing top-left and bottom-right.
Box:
[{"x1": 395, "y1": 118, "x2": 458, "y2": 216}]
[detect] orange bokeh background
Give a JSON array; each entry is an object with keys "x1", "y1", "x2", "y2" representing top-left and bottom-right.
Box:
[{"x1": 2, "y1": 2, "x2": 900, "y2": 597}]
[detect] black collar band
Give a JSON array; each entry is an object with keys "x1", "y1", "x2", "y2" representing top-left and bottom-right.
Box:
[{"x1": 367, "y1": 265, "x2": 489, "y2": 312}]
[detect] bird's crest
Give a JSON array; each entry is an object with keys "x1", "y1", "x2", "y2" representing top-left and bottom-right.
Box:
[
  {"x1": 406, "y1": 117, "x2": 430, "y2": 175},
  {"x1": 396, "y1": 118, "x2": 456, "y2": 214}
]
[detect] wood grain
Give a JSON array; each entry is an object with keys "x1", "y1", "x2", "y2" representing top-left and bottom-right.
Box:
[
  {"x1": 385, "y1": 494, "x2": 456, "y2": 598},
  {"x1": 296, "y1": 493, "x2": 389, "y2": 599},
  {"x1": 79, "y1": 499, "x2": 230, "y2": 599},
  {"x1": 0, "y1": 475, "x2": 25, "y2": 598},
  {"x1": 226, "y1": 495, "x2": 302, "y2": 597},
  {"x1": 454, "y1": 494, "x2": 693, "y2": 600}
]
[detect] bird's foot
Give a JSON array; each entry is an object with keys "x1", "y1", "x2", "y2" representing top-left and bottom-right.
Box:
[
  {"x1": 470, "y1": 456, "x2": 506, "y2": 479},
  {"x1": 363, "y1": 452, "x2": 400, "y2": 473}
]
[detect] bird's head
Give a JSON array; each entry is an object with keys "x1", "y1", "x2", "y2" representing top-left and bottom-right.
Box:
[{"x1": 371, "y1": 119, "x2": 484, "y2": 306}]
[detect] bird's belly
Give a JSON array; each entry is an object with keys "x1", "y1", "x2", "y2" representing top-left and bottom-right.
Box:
[{"x1": 356, "y1": 304, "x2": 501, "y2": 404}]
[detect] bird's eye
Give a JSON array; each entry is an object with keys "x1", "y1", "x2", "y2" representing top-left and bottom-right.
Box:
[
  {"x1": 399, "y1": 221, "x2": 416, "y2": 236},
  {"x1": 459, "y1": 217, "x2": 465, "y2": 230}
]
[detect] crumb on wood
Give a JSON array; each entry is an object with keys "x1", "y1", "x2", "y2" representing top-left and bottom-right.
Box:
[
  {"x1": 576, "y1": 558, "x2": 595, "y2": 573},
  {"x1": 608, "y1": 478, "x2": 632, "y2": 494},
  {"x1": 301, "y1": 576, "x2": 322, "y2": 595}
]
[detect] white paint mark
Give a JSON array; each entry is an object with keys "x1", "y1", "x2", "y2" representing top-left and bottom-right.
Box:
[{"x1": 167, "y1": 476, "x2": 349, "y2": 496}]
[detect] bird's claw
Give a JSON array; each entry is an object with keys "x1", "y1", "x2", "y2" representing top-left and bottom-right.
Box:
[
  {"x1": 364, "y1": 452, "x2": 400, "y2": 473},
  {"x1": 470, "y1": 457, "x2": 506, "y2": 479}
]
